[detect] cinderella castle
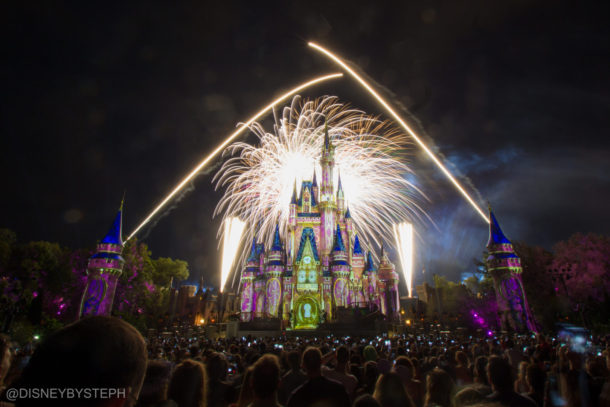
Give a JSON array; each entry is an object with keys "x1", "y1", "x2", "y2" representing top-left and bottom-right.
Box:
[{"x1": 238, "y1": 127, "x2": 400, "y2": 330}]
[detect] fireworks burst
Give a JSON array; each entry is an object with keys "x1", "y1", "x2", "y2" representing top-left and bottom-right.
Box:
[{"x1": 214, "y1": 96, "x2": 429, "y2": 271}]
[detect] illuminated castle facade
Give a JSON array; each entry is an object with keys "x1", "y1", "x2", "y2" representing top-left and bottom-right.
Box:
[
  {"x1": 239, "y1": 129, "x2": 400, "y2": 329},
  {"x1": 486, "y1": 207, "x2": 538, "y2": 332}
]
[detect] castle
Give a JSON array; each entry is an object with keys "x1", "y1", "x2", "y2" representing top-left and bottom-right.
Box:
[{"x1": 238, "y1": 127, "x2": 400, "y2": 329}]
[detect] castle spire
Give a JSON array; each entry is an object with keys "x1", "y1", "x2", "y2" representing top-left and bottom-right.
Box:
[
  {"x1": 365, "y1": 251, "x2": 376, "y2": 272},
  {"x1": 291, "y1": 179, "x2": 298, "y2": 204},
  {"x1": 353, "y1": 235, "x2": 363, "y2": 255},
  {"x1": 345, "y1": 206, "x2": 351, "y2": 219},
  {"x1": 487, "y1": 205, "x2": 512, "y2": 247},
  {"x1": 246, "y1": 237, "x2": 258, "y2": 262},
  {"x1": 271, "y1": 224, "x2": 282, "y2": 251},
  {"x1": 336, "y1": 171, "x2": 344, "y2": 197},
  {"x1": 100, "y1": 200, "x2": 124, "y2": 246},
  {"x1": 332, "y1": 224, "x2": 346, "y2": 252},
  {"x1": 312, "y1": 169, "x2": 318, "y2": 187}
]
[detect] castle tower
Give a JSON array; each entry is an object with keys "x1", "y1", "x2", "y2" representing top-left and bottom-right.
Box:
[
  {"x1": 350, "y1": 235, "x2": 366, "y2": 306},
  {"x1": 239, "y1": 238, "x2": 259, "y2": 322},
  {"x1": 364, "y1": 251, "x2": 379, "y2": 312},
  {"x1": 486, "y1": 207, "x2": 537, "y2": 332},
  {"x1": 331, "y1": 224, "x2": 350, "y2": 307},
  {"x1": 79, "y1": 201, "x2": 125, "y2": 318},
  {"x1": 265, "y1": 224, "x2": 284, "y2": 317},
  {"x1": 319, "y1": 122, "x2": 336, "y2": 258},
  {"x1": 378, "y1": 246, "x2": 400, "y2": 317},
  {"x1": 253, "y1": 241, "x2": 266, "y2": 319}
]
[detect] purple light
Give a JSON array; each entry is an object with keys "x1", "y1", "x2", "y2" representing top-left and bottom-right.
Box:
[
  {"x1": 487, "y1": 330, "x2": 493, "y2": 337},
  {"x1": 32, "y1": 291, "x2": 38, "y2": 298}
]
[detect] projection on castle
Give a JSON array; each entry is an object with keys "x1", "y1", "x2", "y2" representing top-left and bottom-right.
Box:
[{"x1": 238, "y1": 127, "x2": 400, "y2": 330}]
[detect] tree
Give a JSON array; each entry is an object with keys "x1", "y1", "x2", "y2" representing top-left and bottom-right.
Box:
[
  {"x1": 151, "y1": 257, "x2": 189, "y2": 287},
  {"x1": 550, "y1": 233, "x2": 610, "y2": 331},
  {"x1": 512, "y1": 242, "x2": 559, "y2": 331},
  {"x1": 551, "y1": 233, "x2": 610, "y2": 304},
  {"x1": 0, "y1": 229, "x2": 16, "y2": 271}
]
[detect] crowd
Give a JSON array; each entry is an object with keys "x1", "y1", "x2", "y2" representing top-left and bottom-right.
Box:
[{"x1": 0, "y1": 316, "x2": 609, "y2": 407}]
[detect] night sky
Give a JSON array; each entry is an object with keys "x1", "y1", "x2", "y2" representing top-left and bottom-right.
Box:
[{"x1": 2, "y1": 1, "x2": 608, "y2": 289}]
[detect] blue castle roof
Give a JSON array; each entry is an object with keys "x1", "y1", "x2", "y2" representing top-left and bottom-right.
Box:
[
  {"x1": 345, "y1": 206, "x2": 351, "y2": 219},
  {"x1": 332, "y1": 224, "x2": 346, "y2": 252},
  {"x1": 487, "y1": 208, "x2": 512, "y2": 247},
  {"x1": 312, "y1": 170, "x2": 318, "y2": 187},
  {"x1": 296, "y1": 227, "x2": 320, "y2": 262},
  {"x1": 290, "y1": 181, "x2": 298, "y2": 204},
  {"x1": 271, "y1": 224, "x2": 282, "y2": 251},
  {"x1": 246, "y1": 238, "x2": 258, "y2": 263},
  {"x1": 365, "y1": 251, "x2": 376, "y2": 272},
  {"x1": 353, "y1": 235, "x2": 363, "y2": 255},
  {"x1": 100, "y1": 202, "x2": 123, "y2": 246}
]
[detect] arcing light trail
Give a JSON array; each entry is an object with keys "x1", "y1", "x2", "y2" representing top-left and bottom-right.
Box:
[
  {"x1": 308, "y1": 42, "x2": 490, "y2": 224},
  {"x1": 393, "y1": 222, "x2": 414, "y2": 298},
  {"x1": 126, "y1": 73, "x2": 343, "y2": 241},
  {"x1": 220, "y1": 217, "x2": 246, "y2": 293}
]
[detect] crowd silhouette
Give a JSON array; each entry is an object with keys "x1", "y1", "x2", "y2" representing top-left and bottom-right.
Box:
[{"x1": 0, "y1": 316, "x2": 609, "y2": 407}]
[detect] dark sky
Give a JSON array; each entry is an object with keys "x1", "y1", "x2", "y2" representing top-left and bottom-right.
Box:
[{"x1": 2, "y1": 1, "x2": 608, "y2": 289}]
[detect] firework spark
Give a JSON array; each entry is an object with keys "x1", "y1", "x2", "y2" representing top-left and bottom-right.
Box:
[
  {"x1": 220, "y1": 217, "x2": 246, "y2": 293},
  {"x1": 126, "y1": 73, "x2": 343, "y2": 241},
  {"x1": 308, "y1": 42, "x2": 489, "y2": 224},
  {"x1": 393, "y1": 222, "x2": 414, "y2": 297},
  {"x1": 214, "y1": 96, "x2": 429, "y2": 268}
]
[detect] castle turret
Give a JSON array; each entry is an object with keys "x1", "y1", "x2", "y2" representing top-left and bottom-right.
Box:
[
  {"x1": 350, "y1": 235, "x2": 366, "y2": 307},
  {"x1": 378, "y1": 246, "x2": 400, "y2": 317},
  {"x1": 79, "y1": 200, "x2": 125, "y2": 318},
  {"x1": 364, "y1": 251, "x2": 379, "y2": 311},
  {"x1": 239, "y1": 238, "x2": 259, "y2": 322},
  {"x1": 352, "y1": 235, "x2": 365, "y2": 268},
  {"x1": 486, "y1": 206, "x2": 537, "y2": 332},
  {"x1": 253, "y1": 236, "x2": 266, "y2": 319},
  {"x1": 265, "y1": 225, "x2": 284, "y2": 317},
  {"x1": 331, "y1": 224, "x2": 349, "y2": 307}
]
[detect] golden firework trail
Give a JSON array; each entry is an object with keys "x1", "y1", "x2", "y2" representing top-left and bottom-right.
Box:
[
  {"x1": 308, "y1": 42, "x2": 489, "y2": 224},
  {"x1": 393, "y1": 222, "x2": 414, "y2": 297},
  {"x1": 126, "y1": 73, "x2": 343, "y2": 241},
  {"x1": 214, "y1": 96, "x2": 429, "y2": 268},
  {"x1": 220, "y1": 217, "x2": 246, "y2": 293}
]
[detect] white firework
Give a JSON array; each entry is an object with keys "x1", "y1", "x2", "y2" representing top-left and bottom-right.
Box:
[{"x1": 213, "y1": 96, "x2": 428, "y2": 276}]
